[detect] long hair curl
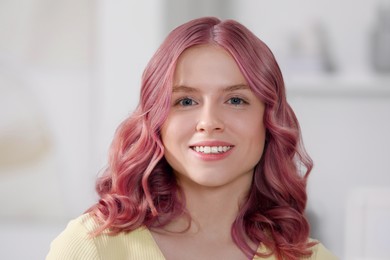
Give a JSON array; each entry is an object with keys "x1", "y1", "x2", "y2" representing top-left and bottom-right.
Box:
[{"x1": 88, "y1": 17, "x2": 315, "y2": 259}]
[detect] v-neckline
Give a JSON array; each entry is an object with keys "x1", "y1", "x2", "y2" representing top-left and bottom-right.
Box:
[{"x1": 143, "y1": 227, "x2": 272, "y2": 260}]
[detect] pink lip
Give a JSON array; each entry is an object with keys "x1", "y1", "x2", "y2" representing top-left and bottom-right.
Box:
[
  {"x1": 189, "y1": 140, "x2": 235, "y2": 161},
  {"x1": 189, "y1": 140, "x2": 234, "y2": 147}
]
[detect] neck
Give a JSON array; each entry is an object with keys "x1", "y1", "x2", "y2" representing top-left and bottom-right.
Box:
[{"x1": 166, "y1": 173, "x2": 253, "y2": 240}]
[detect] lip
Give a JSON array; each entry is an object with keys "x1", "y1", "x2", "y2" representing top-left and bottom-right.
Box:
[
  {"x1": 189, "y1": 140, "x2": 235, "y2": 161},
  {"x1": 189, "y1": 140, "x2": 234, "y2": 147}
]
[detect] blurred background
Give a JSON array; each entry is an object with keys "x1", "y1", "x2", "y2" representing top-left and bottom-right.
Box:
[{"x1": 1, "y1": 0, "x2": 390, "y2": 259}]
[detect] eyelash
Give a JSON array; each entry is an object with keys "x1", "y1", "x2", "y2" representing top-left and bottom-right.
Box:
[
  {"x1": 174, "y1": 97, "x2": 197, "y2": 106},
  {"x1": 173, "y1": 96, "x2": 249, "y2": 107},
  {"x1": 226, "y1": 97, "x2": 248, "y2": 105}
]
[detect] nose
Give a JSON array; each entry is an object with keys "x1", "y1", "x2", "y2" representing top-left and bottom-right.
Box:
[{"x1": 195, "y1": 104, "x2": 225, "y2": 134}]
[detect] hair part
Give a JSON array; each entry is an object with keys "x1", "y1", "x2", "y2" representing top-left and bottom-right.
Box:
[{"x1": 88, "y1": 16, "x2": 315, "y2": 259}]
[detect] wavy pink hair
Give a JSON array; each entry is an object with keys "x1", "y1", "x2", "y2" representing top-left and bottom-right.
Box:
[{"x1": 88, "y1": 17, "x2": 315, "y2": 259}]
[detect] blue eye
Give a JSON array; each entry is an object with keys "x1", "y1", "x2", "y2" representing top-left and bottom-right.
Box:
[
  {"x1": 228, "y1": 97, "x2": 246, "y2": 105},
  {"x1": 178, "y1": 98, "x2": 196, "y2": 106}
]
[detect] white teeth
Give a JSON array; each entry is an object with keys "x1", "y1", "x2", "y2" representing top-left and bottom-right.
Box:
[{"x1": 192, "y1": 146, "x2": 232, "y2": 154}]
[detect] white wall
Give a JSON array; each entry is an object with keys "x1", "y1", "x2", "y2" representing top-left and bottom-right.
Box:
[
  {"x1": 234, "y1": 1, "x2": 390, "y2": 258},
  {"x1": 1, "y1": 0, "x2": 389, "y2": 259},
  {"x1": 288, "y1": 84, "x2": 390, "y2": 258},
  {"x1": 92, "y1": 0, "x2": 163, "y2": 172},
  {"x1": 93, "y1": 1, "x2": 390, "y2": 258},
  {"x1": 0, "y1": 1, "x2": 162, "y2": 259},
  {"x1": 233, "y1": 0, "x2": 388, "y2": 76}
]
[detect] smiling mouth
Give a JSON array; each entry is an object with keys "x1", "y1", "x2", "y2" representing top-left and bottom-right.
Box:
[{"x1": 190, "y1": 146, "x2": 233, "y2": 154}]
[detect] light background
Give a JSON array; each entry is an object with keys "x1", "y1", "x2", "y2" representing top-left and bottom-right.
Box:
[{"x1": 1, "y1": 0, "x2": 390, "y2": 259}]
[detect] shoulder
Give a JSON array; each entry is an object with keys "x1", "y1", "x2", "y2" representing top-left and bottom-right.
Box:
[
  {"x1": 309, "y1": 240, "x2": 339, "y2": 260},
  {"x1": 46, "y1": 214, "x2": 101, "y2": 260},
  {"x1": 46, "y1": 213, "x2": 165, "y2": 260},
  {"x1": 255, "y1": 239, "x2": 338, "y2": 260}
]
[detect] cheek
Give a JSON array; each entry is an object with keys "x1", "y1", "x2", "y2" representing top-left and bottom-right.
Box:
[
  {"x1": 160, "y1": 115, "x2": 193, "y2": 174},
  {"x1": 160, "y1": 119, "x2": 177, "y2": 166},
  {"x1": 160, "y1": 122, "x2": 172, "y2": 149},
  {"x1": 232, "y1": 113, "x2": 265, "y2": 136},
  {"x1": 247, "y1": 125, "x2": 266, "y2": 167},
  {"x1": 254, "y1": 123, "x2": 266, "y2": 148},
  {"x1": 254, "y1": 120, "x2": 266, "y2": 141},
  {"x1": 161, "y1": 114, "x2": 193, "y2": 147},
  {"x1": 160, "y1": 120, "x2": 171, "y2": 151},
  {"x1": 235, "y1": 114, "x2": 266, "y2": 151},
  {"x1": 249, "y1": 125, "x2": 266, "y2": 153}
]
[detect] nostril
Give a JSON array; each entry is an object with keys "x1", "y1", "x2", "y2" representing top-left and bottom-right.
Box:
[{"x1": 195, "y1": 120, "x2": 224, "y2": 133}]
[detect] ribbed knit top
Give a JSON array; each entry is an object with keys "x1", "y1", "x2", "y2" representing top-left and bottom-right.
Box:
[{"x1": 46, "y1": 214, "x2": 338, "y2": 260}]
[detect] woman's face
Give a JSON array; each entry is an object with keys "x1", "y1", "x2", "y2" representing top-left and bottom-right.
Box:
[{"x1": 161, "y1": 44, "x2": 266, "y2": 191}]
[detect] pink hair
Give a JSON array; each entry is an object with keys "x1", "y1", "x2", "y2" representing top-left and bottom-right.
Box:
[{"x1": 88, "y1": 17, "x2": 315, "y2": 259}]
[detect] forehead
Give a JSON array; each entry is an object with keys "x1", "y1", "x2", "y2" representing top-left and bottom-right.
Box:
[{"x1": 173, "y1": 44, "x2": 247, "y2": 89}]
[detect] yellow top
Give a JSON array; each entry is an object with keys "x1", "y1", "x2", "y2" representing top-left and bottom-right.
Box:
[{"x1": 46, "y1": 214, "x2": 338, "y2": 260}]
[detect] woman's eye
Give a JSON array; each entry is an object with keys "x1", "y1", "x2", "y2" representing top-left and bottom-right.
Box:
[
  {"x1": 177, "y1": 98, "x2": 196, "y2": 106},
  {"x1": 227, "y1": 97, "x2": 246, "y2": 105}
]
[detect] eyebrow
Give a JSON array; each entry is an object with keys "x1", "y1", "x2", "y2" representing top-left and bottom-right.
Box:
[
  {"x1": 222, "y1": 84, "x2": 251, "y2": 92},
  {"x1": 172, "y1": 84, "x2": 250, "y2": 93},
  {"x1": 172, "y1": 85, "x2": 199, "y2": 93}
]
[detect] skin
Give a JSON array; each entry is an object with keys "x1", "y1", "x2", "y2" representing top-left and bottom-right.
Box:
[{"x1": 152, "y1": 44, "x2": 266, "y2": 260}]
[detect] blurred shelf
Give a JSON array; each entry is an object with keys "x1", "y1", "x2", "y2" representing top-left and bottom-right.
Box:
[{"x1": 285, "y1": 73, "x2": 390, "y2": 98}]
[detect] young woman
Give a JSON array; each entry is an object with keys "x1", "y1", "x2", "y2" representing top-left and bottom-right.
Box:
[{"x1": 47, "y1": 17, "x2": 337, "y2": 260}]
